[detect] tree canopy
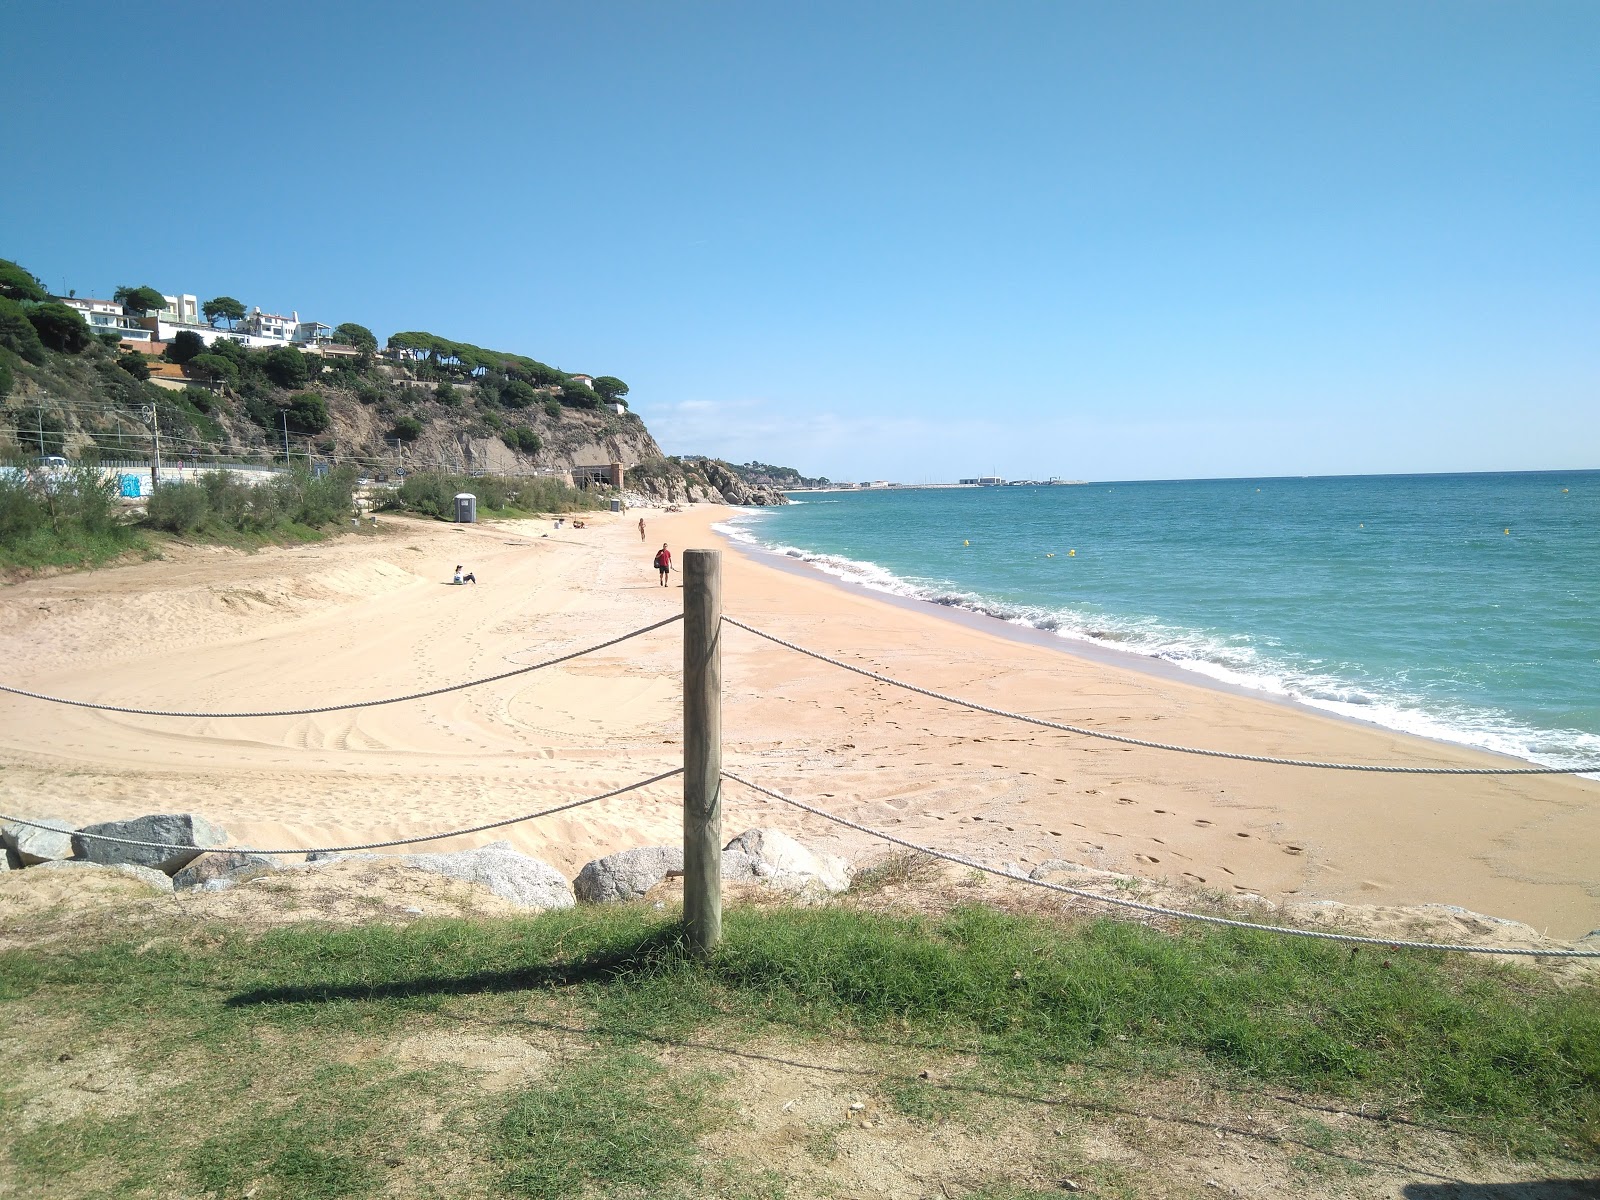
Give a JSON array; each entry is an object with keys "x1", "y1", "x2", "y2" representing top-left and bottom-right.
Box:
[
  {"x1": 285, "y1": 391, "x2": 330, "y2": 434},
  {"x1": 203, "y1": 296, "x2": 245, "y2": 328},
  {"x1": 27, "y1": 302, "x2": 92, "y2": 354},
  {"x1": 186, "y1": 354, "x2": 238, "y2": 386},
  {"x1": 260, "y1": 345, "x2": 309, "y2": 389},
  {"x1": 0, "y1": 259, "x2": 47, "y2": 303},
  {"x1": 332, "y1": 322, "x2": 376, "y2": 351},
  {"x1": 114, "y1": 285, "x2": 166, "y2": 316},
  {"x1": 0, "y1": 296, "x2": 47, "y2": 364},
  {"x1": 592, "y1": 376, "x2": 629, "y2": 405},
  {"x1": 166, "y1": 330, "x2": 205, "y2": 364},
  {"x1": 390, "y1": 416, "x2": 424, "y2": 441}
]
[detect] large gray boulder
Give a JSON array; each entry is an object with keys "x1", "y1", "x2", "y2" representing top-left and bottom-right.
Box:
[
  {"x1": 72, "y1": 813, "x2": 228, "y2": 876},
  {"x1": 33, "y1": 859, "x2": 173, "y2": 891},
  {"x1": 2, "y1": 848, "x2": 15, "y2": 871},
  {"x1": 574, "y1": 845, "x2": 683, "y2": 904},
  {"x1": 722, "y1": 828, "x2": 851, "y2": 894},
  {"x1": 2, "y1": 817, "x2": 76, "y2": 865},
  {"x1": 172, "y1": 851, "x2": 280, "y2": 891},
  {"x1": 399, "y1": 841, "x2": 575, "y2": 910}
]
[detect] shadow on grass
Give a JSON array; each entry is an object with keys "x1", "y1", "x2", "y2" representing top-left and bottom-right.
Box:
[{"x1": 223, "y1": 924, "x2": 688, "y2": 1008}]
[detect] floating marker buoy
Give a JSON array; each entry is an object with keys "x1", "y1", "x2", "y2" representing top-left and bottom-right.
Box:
[
  {"x1": 1068, "y1": 549, "x2": 1076, "y2": 556},
  {"x1": 1504, "y1": 528, "x2": 1510, "y2": 535},
  {"x1": 1046, "y1": 553, "x2": 1055, "y2": 558},
  {"x1": 963, "y1": 540, "x2": 969, "y2": 547},
  {"x1": 1563, "y1": 488, "x2": 1569, "y2": 493}
]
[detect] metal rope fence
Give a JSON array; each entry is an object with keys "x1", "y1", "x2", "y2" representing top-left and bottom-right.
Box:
[
  {"x1": 722, "y1": 617, "x2": 1600, "y2": 776},
  {"x1": 719, "y1": 771, "x2": 1600, "y2": 959},
  {"x1": 0, "y1": 614, "x2": 683, "y2": 720},
  {"x1": 0, "y1": 769, "x2": 683, "y2": 857}
]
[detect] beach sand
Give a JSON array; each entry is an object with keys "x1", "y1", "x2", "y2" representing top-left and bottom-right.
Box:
[{"x1": 2, "y1": 504, "x2": 1596, "y2": 938}]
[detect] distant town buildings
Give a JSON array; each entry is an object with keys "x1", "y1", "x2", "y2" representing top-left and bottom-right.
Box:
[{"x1": 959, "y1": 475, "x2": 1006, "y2": 485}]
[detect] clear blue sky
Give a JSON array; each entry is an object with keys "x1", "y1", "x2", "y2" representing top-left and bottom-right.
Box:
[{"x1": 3, "y1": 2, "x2": 1595, "y2": 482}]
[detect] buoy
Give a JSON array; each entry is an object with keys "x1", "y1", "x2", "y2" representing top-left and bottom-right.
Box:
[
  {"x1": 1504, "y1": 528, "x2": 1510, "y2": 535},
  {"x1": 1046, "y1": 553, "x2": 1055, "y2": 558},
  {"x1": 1068, "y1": 549, "x2": 1076, "y2": 556},
  {"x1": 1359, "y1": 523, "x2": 1364, "y2": 528},
  {"x1": 963, "y1": 540, "x2": 969, "y2": 547},
  {"x1": 1563, "y1": 488, "x2": 1569, "y2": 493}
]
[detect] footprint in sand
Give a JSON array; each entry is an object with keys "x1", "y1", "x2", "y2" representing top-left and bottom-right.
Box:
[
  {"x1": 1283, "y1": 845, "x2": 1304, "y2": 854},
  {"x1": 1083, "y1": 789, "x2": 1100, "y2": 795},
  {"x1": 1183, "y1": 872, "x2": 1206, "y2": 884},
  {"x1": 1236, "y1": 832, "x2": 1251, "y2": 838},
  {"x1": 1049, "y1": 830, "x2": 1063, "y2": 837},
  {"x1": 1116, "y1": 798, "x2": 1135, "y2": 805},
  {"x1": 1193, "y1": 819, "x2": 1212, "y2": 827},
  {"x1": 1135, "y1": 854, "x2": 1161, "y2": 864}
]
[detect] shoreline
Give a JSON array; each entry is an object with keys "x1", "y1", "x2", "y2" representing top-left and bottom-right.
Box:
[
  {"x1": 716, "y1": 519, "x2": 1561, "y2": 771},
  {"x1": 0, "y1": 502, "x2": 1595, "y2": 938}
]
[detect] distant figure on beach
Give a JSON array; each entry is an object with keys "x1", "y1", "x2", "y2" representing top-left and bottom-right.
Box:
[
  {"x1": 554, "y1": 518, "x2": 563, "y2": 530},
  {"x1": 453, "y1": 565, "x2": 476, "y2": 585},
  {"x1": 638, "y1": 517, "x2": 646, "y2": 541},
  {"x1": 653, "y1": 544, "x2": 672, "y2": 587}
]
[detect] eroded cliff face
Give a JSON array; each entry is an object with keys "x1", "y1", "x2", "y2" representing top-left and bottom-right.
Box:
[{"x1": 623, "y1": 456, "x2": 788, "y2": 506}]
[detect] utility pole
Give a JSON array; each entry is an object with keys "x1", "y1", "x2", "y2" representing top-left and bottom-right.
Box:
[
  {"x1": 682, "y1": 549, "x2": 723, "y2": 954},
  {"x1": 141, "y1": 404, "x2": 161, "y2": 490}
]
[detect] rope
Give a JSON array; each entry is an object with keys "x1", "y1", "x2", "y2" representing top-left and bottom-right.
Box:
[
  {"x1": 718, "y1": 771, "x2": 1600, "y2": 958},
  {"x1": 0, "y1": 614, "x2": 684, "y2": 719},
  {"x1": 722, "y1": 618, "x2": 1600, "y2": 775},
  {"x1": 0, "y1": 769, "x2": 683, "y2": 857}
]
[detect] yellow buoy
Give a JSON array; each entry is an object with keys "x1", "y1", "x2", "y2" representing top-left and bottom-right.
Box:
[
  {"x1": 1504, "y1": 529, "x2": 1510, "y2": 535},
  {"x1": 1563, "y1": 488, "x2": 1569, "y2": 493},
  {"x1": 963, "y1": 540, "x2": 969, "y2": 547},
  {"x1": 1068, "y1": 549, "x2": 1076, "y2": 556}
]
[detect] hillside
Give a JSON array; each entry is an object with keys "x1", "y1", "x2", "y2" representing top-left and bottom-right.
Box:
[{"x1": 0, "y1": 256, "x2": 788, "y2": 506}]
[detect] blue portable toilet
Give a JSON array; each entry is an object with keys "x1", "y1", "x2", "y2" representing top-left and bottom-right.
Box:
[{"x1": 119, "y1": 475, "x2": 142, "y2": 498}]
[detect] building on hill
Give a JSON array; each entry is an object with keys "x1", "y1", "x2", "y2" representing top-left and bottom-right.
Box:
[{"x1": 57, "y1": 297, "x2": 154, "y2": 345}]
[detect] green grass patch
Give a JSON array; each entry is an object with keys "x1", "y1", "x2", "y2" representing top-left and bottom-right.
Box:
[
  {"x1": 0, "y1": 902, "x2": 1595, "y2": 1196},
  {"x1": 0, "y1": 521, "x2": 146, "y2": 571}
]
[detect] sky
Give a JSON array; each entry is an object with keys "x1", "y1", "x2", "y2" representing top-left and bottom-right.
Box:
[{"x1": 2, "y1": 2, "x2": 1596, "y2": 482}]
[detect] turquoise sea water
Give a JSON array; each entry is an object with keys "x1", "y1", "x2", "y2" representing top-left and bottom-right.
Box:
[{"x1": 718, "y1": 472, "x2": 1600, "y2": 770}]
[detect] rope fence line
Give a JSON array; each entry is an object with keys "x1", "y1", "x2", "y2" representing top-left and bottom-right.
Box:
[
  {"x1": 722, "y1": 617, "x2": 1600, "y2": 776},
  {"x1": 0, "y1": 769, "x2": 684, "y2": 857},
  {"x1": 718, "y1": 771, "x2": 1600, "y2": 959},
  {"x1": 0, "y1": 614, "x2": 683, "y2": 720}
]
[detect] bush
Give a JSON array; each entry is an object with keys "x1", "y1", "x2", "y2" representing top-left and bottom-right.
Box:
[
  {"x1": 187, "y1": 353, "x2": 239, "y2": 387},
  {"x1": 390, "y1": 416, "x2": 423, "y2": 441},
  {"x1": 434, "y1": 381, "x2": 460, "y2": 407},
  {"x1": 0, "y1": 355, "x2": 12, "y2": 399},
  {"x1": 501, "y1": 379, "x2": 538, "y2": 409},
  {"x1": 389, "y1": 472, "x2": 600, "y2": 519},
  {"x1": 27, "y1": 302, "x2": 92, "y2": 353},
  {"x1": 501, "y1": 426, "x2": 541, "y2": 455},
  {"x1": 285, "y1": 391, "x2": 330, "y2": 434},
  {"x1": 543, "y1": 397, "x2": 562, "y2": 421},
  {"x1": 145, "y1": 481, "x2": 210, "y2": 533},
  {"x1": 0, "y1": 296, "x2": 47, "y2": 364},
  {"x1": 260, "y1": 345, "x2": 308, "y2": 389},
  {"x1": 116, "y1": 352, "x2": 150, "y2": 381},
  {"x1": 0, "y1": 463, "x2": 137, "y2": 568},
  {"x1": 166, "y1": 330, "x2": 205, "y2": 364}
]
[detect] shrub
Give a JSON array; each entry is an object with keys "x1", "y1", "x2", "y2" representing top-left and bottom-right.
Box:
[
  {"x1": 0, "y1": 355, "x2": 12, "y2": 399},
  {"x1": 285, "y1": 391, "x2": 330, "y2": 434},
  {"x1": 116, "y1": 353, "x2": 150, "y2": 381},
  {"x1": 146, "y1": 481, "x2": 210, "y2": 532},
  {"x1": 543, "y1": 397, "x2": 561, "y2": 421},
  {"x1": 390, "y1": 416, "x2": 423, "y2": 441},
  {"x1": 434, "y1": 381, "x2": 460, "y2": 407},
  {"x1": 260, "y1": 345, "x2": 308, "y2": 389},
  {"x1": 501, "y1": 426, "x2": 541, "y2": 455},
  {"x1": 166, "y1": 330, "x2": 205, "y2": 364},
  {"x1": 28, "y1": 302, "x2": 92, "y2": 353},
  {"x1": 188, "y1": 353, "x2": 238, "y2": 387},
  {"x1": 0, "y1": 296, "x2": 47, "y2": 364},
  {"x1": 501, "y1": 379, "x2": 538, "y2": 409},
  {"x1": 0, "y1": 258, "x2": 47, "y2": 303}
]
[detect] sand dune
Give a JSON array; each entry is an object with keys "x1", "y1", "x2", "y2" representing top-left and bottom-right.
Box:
[{"x1": 1, "y1": 505, "x2": 1596, "y2": 937}]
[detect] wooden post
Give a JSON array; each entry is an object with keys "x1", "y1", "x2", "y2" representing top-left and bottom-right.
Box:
[{"x1": 682, "y1": 548, "x2": 723, "y2": 954}]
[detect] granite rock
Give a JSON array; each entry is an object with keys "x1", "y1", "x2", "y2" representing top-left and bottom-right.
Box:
[
  {"x1": 722, "y1": 828, "x2": 851, "y2": 894},
  {"x1": 34, "y1": 859, "x2": 174, "y2": 891},
  {"x1": 72, "y1": 814, "x2": 227, "y2": 876},
  {"x1": 2, "y1": 817, "x2": 76, "y2": 865},
  {"x1": 574, "y1": 845, "x2": 683, "y2": 904},
  {"x1": 172, "y1": 851, "x2": 280, "y2": 891},
  {"x1": 399, "y1": 841, "x2": 575, "y2": 910}
]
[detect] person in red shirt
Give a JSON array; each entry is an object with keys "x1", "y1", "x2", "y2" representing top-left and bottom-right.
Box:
[{"x1": 652, "y1": 543, "x2": 672, "y2": 587}]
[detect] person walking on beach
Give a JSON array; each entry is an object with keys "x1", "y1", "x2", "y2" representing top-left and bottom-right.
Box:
[
  {"x1": 653, "y1": 543, "x2": 672, "y2": 587},
  {"x1": 638, "y1": 516, "x2": 646, "y2": 541}
]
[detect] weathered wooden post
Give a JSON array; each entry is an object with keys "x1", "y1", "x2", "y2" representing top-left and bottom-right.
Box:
[{"x1": 682, "y1": 548, "x2": 723, "y2": 953}]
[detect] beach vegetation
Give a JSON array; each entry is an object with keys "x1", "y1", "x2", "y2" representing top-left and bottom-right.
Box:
[
  {"x1": 143, "y1": 466, "x2": 358, "y2": 540},
  {"x1": 203, "y1": 295, "x2": 246, "y2": 328},
  {"x1": 0, "y1": 459, "x2": 142, "y2": 569},
  {"x1": 387, "y1": 471, "x2": 600, "y2": 519},
  {"x1": 185, "y1": 352, "x2": 238, "y2": 387},
  {"x1": 113, "y1": 285, "x2": 166, "y2": 316},
  {"x1": 500, "y1": 425, "x2": 541, "y2": 455},
  {"x1": 286, "y1": 390, "x2": 331, "y2": 434},
  {"x1": 433, "y1": 381, "x2": 460, "y2": 407},
  {"x1": 116, "y1": 351, "x2": 150, "y2": 381},
  {"x1": 0, "y1": 257, "x2": 47, "y2": 303},
  {"x1": 390, "y1": 415, "x2": 423, "y2": 441},
  {"x1": 25, "y1": 301, "x2": 92, "y2": 354},
  {"x1": 0, "y1": 901, "x2": 1593, "y2": 1197}
]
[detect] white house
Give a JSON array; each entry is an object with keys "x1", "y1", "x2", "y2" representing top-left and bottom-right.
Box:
[{"x1": 58, "y1": 297, "x2": 153, "y2": 344}]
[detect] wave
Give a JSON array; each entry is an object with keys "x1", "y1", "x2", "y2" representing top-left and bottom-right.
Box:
[{"x1": 714, "y1": 511, "x2": 1600, "y2": 773}]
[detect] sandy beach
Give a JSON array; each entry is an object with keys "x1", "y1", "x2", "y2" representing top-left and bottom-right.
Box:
[{"x1": 2, "y1": 504, "x2": 1596, "y2": 939}]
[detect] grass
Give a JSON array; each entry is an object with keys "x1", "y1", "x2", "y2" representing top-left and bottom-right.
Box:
[
  {"x1": 0, "y1": 521, "x2": 148, "y2": 571},
  {"x1": 0, "y1": 902, "x2": 1595, "y2": 1197}
]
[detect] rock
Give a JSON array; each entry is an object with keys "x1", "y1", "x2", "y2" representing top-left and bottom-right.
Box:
[
  {"x1": 33, "y1": 860, "x2": 173, "y2": 891},
  {"x1": 301, "y1": 850, "x2": 382, "y2": 865},
  {"x1": 722, "y1": 828, "x2": 851, "y2": 894},
  {"x1": 2, "y1": 817, "x2": 76, "y2": 865},
  {"x1": 2, "y1": 848, "x2": 16, "y2": 871},
  {"x1": 399, "y1": 841, "x2": 575, "y2": 910},
  {"x1": 1029, "y1": 860, "x2": 1137, "y2": 885},
  {"x1": 71, "y1": 813, "x2": 227, "y2": 876},
  {"x1": 172, "y1": 851, "x2": 280, "y2": 891},
  {"x1": 574, "y1": 845, "x2": 684, "y2": 904}
]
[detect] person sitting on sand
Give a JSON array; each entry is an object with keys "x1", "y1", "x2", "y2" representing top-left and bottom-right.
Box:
[
  {"x1": 572, "y1": 519, "x2": 586, "y2": 529},
  {"x1": 453, "y1": 565, "x2": 476, "y2": 585},
  {"x1": 653, "y1": 543, "x2": 672, "y2": 587}
]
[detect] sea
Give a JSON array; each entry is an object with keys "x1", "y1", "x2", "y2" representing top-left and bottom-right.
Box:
[{"x1": 716, "y1": 471, "x2": 1600, "y2": 772}]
